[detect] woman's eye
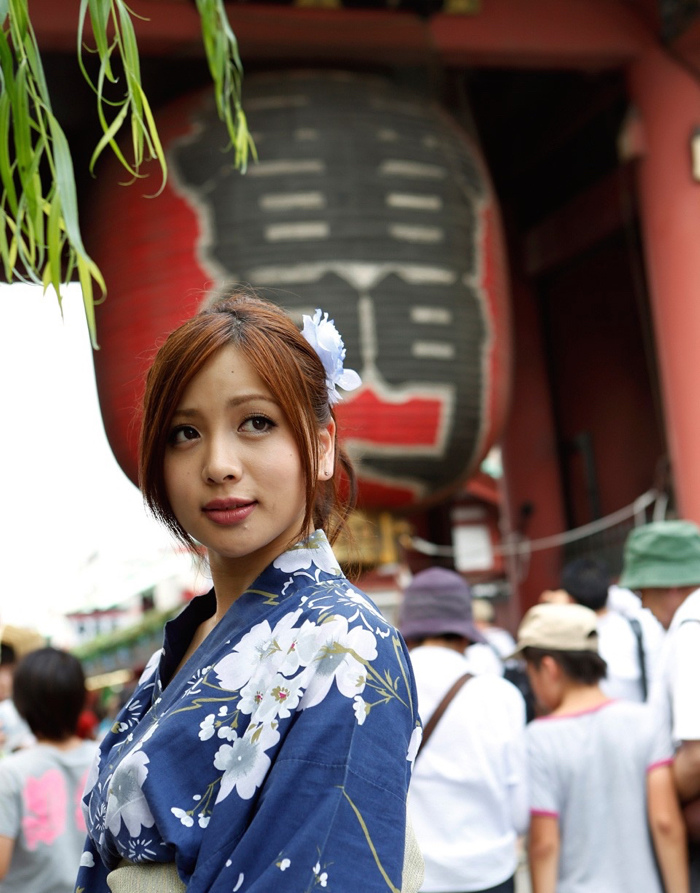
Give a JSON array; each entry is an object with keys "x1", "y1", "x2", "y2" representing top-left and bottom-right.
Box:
[
  {"x1": 169, "y1": 425, "x2": 199, "y2": 445},
  {"x1": 240, "y1": 415, "x2": 275, "y2": 433}
]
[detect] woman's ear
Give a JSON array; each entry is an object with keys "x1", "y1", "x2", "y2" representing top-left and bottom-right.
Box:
[
  {"x1": 317, "y1": 420, "x2": 336, "y2": 481},
  {"x1": 541, "y1": 655, "x2": 560, "y2": 681}
]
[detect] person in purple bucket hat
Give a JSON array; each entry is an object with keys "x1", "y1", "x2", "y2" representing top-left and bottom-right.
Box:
[{"x1": 399, "y1": 567, "x2": 528, "y2": 893}]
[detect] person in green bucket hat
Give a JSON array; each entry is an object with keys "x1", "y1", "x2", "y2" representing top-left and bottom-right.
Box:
[
  {"x1": 620, "y1": 520, "x2": 700, "y2": 886},
  {"x1": 619, "y1": 519, "x2": 700, "y2": 630}
]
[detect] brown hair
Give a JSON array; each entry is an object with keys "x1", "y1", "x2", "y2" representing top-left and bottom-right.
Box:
[
  {"x1": 13, "y1": 648, "x2": 86, "y2": 742},
  {"x1": 139, "y1": 291, "x2": 357, "y2": 553},
  {"x1": 522, "y1": 647, "x2": 607, "y2": 685}
]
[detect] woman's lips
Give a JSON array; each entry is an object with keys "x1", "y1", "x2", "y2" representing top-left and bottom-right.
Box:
[{"x1": 203, "y1": 499, "x2": 256, "y2": 525}]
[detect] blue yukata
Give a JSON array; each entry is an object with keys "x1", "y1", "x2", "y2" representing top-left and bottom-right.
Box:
[{"x1": 76, "y1": 532, "x2": 420, "y2": 892}]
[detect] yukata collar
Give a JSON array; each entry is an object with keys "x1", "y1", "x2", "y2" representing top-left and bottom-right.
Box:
[
  {"x1": 160, "y1": 531, "x2": 341, "y2": 689},
  {"x1": 267, "y1": 530, "x2": 342, "y2": 578}
]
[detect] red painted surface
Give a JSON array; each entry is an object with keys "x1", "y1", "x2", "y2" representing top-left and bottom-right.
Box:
[
  {"x1": 542, "y1": 234, "x2": 666, "y2": 526},
  {"x1": 500, "y1": 273, "x2": 567, "y2": 615},
  {"x1": 429, "y1": 0, "x2": 652, "y2": 69},
  {"x1": 479, "y1": 201, "x2": 513, "y2": 463},
  {"x1": 88, "y1": 92, "x2": 211, "y2": 481},
  {"x1": 627, "y1": 47, "x2": 700, "y2": 525},
  {"x1": 671, "y1": 19, "x2": 700, "y2": 72},
  {"x1": 338, "y1": 390, "x2": 444, "y2": 448}
]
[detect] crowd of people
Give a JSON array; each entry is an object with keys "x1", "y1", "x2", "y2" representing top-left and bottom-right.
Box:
[
  {"x1": 401, "y1": 518, "x2": 700, "y2": 893},
  {"x1": 0, "y1": 293, "x2": 697, "y2": 893}
]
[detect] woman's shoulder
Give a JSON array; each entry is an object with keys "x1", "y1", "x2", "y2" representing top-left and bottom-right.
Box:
[
  {"x1": 292, "y1": 575, "x2": 403, "y2": 658},
  {"x1": 264, "y1": 533, "x2": 400, "y2": 639}
]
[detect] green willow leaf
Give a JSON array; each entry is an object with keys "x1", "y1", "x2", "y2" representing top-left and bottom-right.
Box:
[
  {"x1": 134, "y1": 83, "x2": 167, "y2": 194},
  {"x1": 77, "y1": 254, "x2": 105, "y2": 349},
  {"x1": 2, "y1": 0, "x2": 251, "y2": 347},
  {"x1": 0, "y1": 208, "x2": 15, "y2": 279},
  {"x1": 46, "y1": 192, "x2": 63, "y2": 299},
  {"x1": 1, "y1": 0, "x2": 105, "y2": 342},
  {"x1": 13, "y1": 64, "x2": 33, "y2": 177},
  {"x1": 80, "y1": 0, "x2": 164, "y2": 184},
  {"x1": 195, "y1": 0, "x2": 254, "y2": 172},
  {"x1": 0, "y1": 94, "x2": 19, "y2": 216},
  {"x1": 28, "y1": 171, "x2": 44, "y2": 254},
  {"x1": 50, "y1": 114, "x2": 92, "y2": 260},
  {"x1": 90, "y1": 80, "x2": 134, "y2": 176},
  {"x1": 83, "y1": 0, "x2": 114, "y2": 79}
]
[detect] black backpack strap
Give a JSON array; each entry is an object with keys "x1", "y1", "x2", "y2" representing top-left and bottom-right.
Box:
[{"x1": 627, "y1": 616, "x2": 648, "y2": 701}]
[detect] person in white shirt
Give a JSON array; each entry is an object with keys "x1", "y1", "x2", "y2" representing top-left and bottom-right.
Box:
[
  {"x1": 472, "y1": 598, "x2": 517, "y2": 665},
  {"x1": 619, "y1": 520, "x2": 700, "y2": 887},
  {"x1": 557, "y1": 557, "x2": 664, "y2": 702},
  {"x1": 0, "y1": 644, "x2": 34, "y2": 756},
  {"x1": 399, "y1": 567, "x2": 528, "y2": 893}
]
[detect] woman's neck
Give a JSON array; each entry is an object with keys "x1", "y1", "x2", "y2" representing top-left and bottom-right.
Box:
[
  {"x1": 206, "y1": 527, "x2": 312, "y2": 616},
  {"x1": 180, "y1": 541, "x2": 297, "y2": 674},
  {"x1": 207, "y1": 560, "x2": 257, "y2": 619}
]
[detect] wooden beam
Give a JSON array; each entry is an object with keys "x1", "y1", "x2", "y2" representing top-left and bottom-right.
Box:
[
  {"x1": 670, "y1": 19, "x2": 700, "y2": 77},
  {"x1": 430, "y1": 0, "x2": 653, "y2": 69},
  {"x1": 32, "y1": 0, "x2": 432, "y2": 63},
  {"x1": 222, "y1": 6, "x2": 432, "y2": 64},
  {"x1": 31, "y1": 0, "x2": 652, "y2": 69},
  {"x1": 523, "y1": 167, "x2": 637, "y2": 276}
]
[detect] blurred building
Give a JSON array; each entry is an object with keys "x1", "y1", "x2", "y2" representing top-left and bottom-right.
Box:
[{"x1": 28, "y1": 0, "x2": 700, "y2": 622}]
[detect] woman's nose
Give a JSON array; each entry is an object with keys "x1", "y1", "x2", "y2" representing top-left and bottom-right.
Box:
[{"x1": 202, "y1": 437, "x2": 242, "y2": 483}]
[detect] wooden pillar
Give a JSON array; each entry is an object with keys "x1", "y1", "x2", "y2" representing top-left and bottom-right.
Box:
[
  {"x1": 500, "y1": 272, "x2": 568, "y2": 618},
  {"x1": 627, "y1": 47, "x2": 700, "y2": 524}
]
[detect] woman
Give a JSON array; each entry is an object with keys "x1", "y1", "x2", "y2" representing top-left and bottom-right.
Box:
[
  {"x1": 0, "y1": 648, "x2": 97, "y2": 893},
  {"x1": 77, "y1": 293, "x2": 420, "y2": 893}
]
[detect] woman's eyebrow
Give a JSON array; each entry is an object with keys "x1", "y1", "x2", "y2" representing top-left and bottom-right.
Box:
[
  {"x1": 226, "y1": 394, "x2": 278, "y2": 409},
  {"x1": 172, "y1": 394, "x2": 278, "y2": 418}
]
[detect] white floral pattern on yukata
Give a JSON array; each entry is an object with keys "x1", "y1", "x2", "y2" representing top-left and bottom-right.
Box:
[{"x1": 76, "y1": 531, "x2": 419, "y2": 893}]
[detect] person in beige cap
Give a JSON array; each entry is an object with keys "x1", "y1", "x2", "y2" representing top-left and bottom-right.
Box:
[
  {"x1": 515, "y1": 603, "x2": 687, "y2": 893},
  {"x1": 621, "y1": 520, "x2": 700, "y2": 885}
]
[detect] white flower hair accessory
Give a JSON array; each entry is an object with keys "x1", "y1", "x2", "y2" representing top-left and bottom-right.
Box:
[{"x1": 301, "y1": 309, "x2": 362, "y2": 405}]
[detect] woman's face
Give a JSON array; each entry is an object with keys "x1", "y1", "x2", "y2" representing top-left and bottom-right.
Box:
[{"x1": 163, "y1": 344, "x2": 333, "y2": 582}]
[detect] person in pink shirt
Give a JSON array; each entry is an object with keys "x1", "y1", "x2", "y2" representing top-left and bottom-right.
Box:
[
  {"x1": 514, "y1": 603, "x2": 687, "y2": 893},
  {"x1": 0, "y1": 647, "x2": 97, "y2": 893}
]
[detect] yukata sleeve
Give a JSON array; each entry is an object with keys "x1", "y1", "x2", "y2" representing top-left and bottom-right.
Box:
[
  {"x1": 75, "y1": 838, "x2": 112, "y2": 893},
  {"x1": 186, "y1": 630, "x2": 419, "y2": 893},
  {"x1": 75, "y1": 657, "x2": 162, "y2": 893},
  {"x1": 526, "y1": 725, "x2": 560, "y2": 819}
]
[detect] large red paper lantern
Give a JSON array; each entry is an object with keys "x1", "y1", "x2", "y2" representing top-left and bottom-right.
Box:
[{"x1": 89, "y1": 71, "x2": 511, "y2": 510}]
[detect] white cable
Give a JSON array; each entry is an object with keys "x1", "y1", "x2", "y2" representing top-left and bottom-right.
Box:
[{"x1": 407, "y1": 489, "x2": 661, "y2": 558}]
